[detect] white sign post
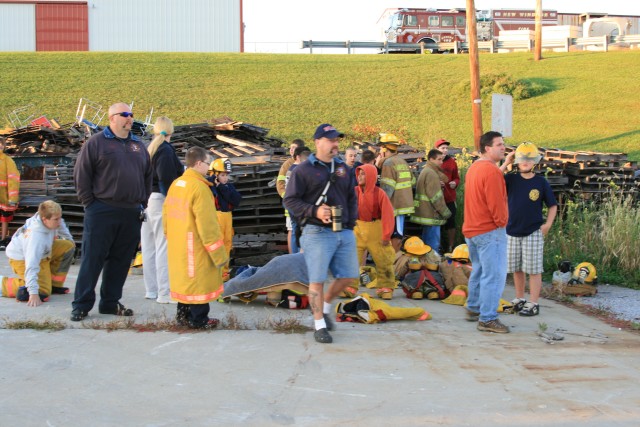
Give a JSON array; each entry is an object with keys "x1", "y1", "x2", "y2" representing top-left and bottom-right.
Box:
[{"x1": 491, "y1": 94, "x2": 513, "y2": 137}]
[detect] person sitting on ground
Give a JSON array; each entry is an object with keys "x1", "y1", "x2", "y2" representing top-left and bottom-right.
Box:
[{"x1": 3, "y1": 200, "x2": 75, "y2": 307}]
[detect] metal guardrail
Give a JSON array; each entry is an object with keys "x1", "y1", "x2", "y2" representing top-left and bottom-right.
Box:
[{"x1": 301, "y1": 35, "x2": 640, "y2": 54}]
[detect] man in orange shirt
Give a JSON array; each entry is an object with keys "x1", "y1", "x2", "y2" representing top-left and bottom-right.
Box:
[{"x1": 462, "y1": 131, "x2": 510, "y2": 334}]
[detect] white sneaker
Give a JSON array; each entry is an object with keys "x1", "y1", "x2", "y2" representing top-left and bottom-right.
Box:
[
  {"x1": 145, "y1": 292, "x2": 158, "y2": 299},
  {"x1": 156, "y1": 295, "x2": 177, "y2": 304}
]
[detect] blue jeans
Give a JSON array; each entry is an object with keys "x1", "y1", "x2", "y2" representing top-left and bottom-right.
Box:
[
  {"x1": 465, "y1": 228, "x2": 507, "y2": 323},
  {"x1": 421, "y1": 225, "x2": 441, "y2": 254},
  {"x1": 300, "y1": 224, "x2": 359, "y2": 284}
]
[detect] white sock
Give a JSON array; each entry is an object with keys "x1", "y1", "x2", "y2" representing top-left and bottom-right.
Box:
[
  {"x1": 314, "y1": 318, "x2": 327, "y2": 330},
  {"x1": 323, "y1": 302, "x2": 331, "y2": 314}
]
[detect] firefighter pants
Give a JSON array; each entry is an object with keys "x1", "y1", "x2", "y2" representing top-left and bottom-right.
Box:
[
  {"x1": 354, "y1": 219, "x2": 396, "y2": 289},
  {"x1": 7, "y1": 239, "x2": 75, "y2": 297},
  {"x1": 216, "y1": 211, "x2": 234, "y2": 277}
]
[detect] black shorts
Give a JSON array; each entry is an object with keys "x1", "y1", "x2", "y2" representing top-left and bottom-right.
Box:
[{"x1": 443, "y1": 202, "x2": 456, "y2": 229}]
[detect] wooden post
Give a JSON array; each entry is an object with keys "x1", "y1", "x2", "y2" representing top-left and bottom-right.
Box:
[
  {"x1": 466, "y1": 0, "x2": 482, "y2": 150},
  {"x1": 420, "y1": 41, "x2": 425, "y2": 54},
  {"x1": 603, "y1": 35, "x2": 609, "y2": 52},
  {"x1": 534, "y1": 0, "x2": 543, "y2": 61},
  {"x1": 309, "y1": 40, "x2": 313, "y2": 54},
  {"x1": 565, "y1": 37, "x2": 570, "y2": 52},
  {"x1": 454, "y1": 41, "x2": 459, "y2": 54},
  {"x1": 384, "y1": 40, "x2": 388, "y2": 54},
  {"x1": 347, "y1": 40, "x2": 351, "y2": 54}
]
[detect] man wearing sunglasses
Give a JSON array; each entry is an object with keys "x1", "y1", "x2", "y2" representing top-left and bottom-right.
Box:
[{"x1": 71, "y1": 102, "x2": 152, "y2": 322}]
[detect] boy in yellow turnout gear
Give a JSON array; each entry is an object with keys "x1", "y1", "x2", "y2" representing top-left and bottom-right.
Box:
[
  {"x1": 163, "y1": 147, "x2": 228, "y2": 329},
  {"x1": 353, "y1": 164, "x2": 397, "y2": 300},
  {"x1": 3, "y1": 200, "x2": 75, "y2": 306},
  {"x1": 207, "y1": 158, "x2": 242, "y2": 281}
]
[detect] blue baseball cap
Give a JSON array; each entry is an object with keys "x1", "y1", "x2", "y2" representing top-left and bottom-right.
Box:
[{"x1": 313, "y1": 123, "x2": 344, "y2": 140}]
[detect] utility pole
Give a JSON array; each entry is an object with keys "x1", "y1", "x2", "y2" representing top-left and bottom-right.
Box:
[
  {"x1": 466, "y1": 0, "x2": 482, "y2": 151},
  {"x1": 534, "y1": 0, "x2": 543, "y2": 61}
]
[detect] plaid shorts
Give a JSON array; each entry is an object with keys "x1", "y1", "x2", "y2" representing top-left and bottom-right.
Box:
[{"x1": 507, "y1": 229, "x2": 544, "y2": 274}]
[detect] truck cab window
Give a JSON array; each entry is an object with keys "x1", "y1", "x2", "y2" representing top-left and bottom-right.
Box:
[
  {"x1": 428, "y1": 16, "x2": 439, "y2": 27},
  {"x1": 404, "y1": 15, "x2": 418, "y2": 26},
  {"x1": 442, "y1": 16, "x2": 454, "y2": 26},
  {"x1": 456, "y1": 16, "x2": 466, "y2": 27}
]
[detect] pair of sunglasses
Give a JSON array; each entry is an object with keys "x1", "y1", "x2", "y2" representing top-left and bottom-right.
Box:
[{"x1": 112, "y1": 111, "x2": 134, "y2": 118}]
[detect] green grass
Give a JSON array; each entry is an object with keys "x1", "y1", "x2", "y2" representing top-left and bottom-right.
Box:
[{"x1": 1, "y1": 51, "x2": 640, "y2": 159}]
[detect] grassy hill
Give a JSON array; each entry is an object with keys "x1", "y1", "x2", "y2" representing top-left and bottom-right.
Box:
[{"x1": 1, "y1": 50, "x2": 639, "y2": 159}]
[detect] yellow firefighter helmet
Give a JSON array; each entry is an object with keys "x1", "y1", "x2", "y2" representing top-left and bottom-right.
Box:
[
  {"x1": 403, "y1": 236, "x2": 431, "y2": 256},
  {"x1": 570, "y1": 262, "x2": 597, "y2": 285},
  {"x1": 377, "y1": 133, "x2": 400, "y2": 151},
  {"x1": 514, "y1": 142, "x2": 542, "y2": 164},
  {"x1": 448, "y1": 244, "x2": 470, "y2": 262},
  {"x1": 210, "y1": 158, "x2": 232, "y2": 174}
]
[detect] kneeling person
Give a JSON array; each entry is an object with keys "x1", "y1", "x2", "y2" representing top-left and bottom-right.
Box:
[{"x1": 3, "y1": 200, "x2": 75, "y2": 307}]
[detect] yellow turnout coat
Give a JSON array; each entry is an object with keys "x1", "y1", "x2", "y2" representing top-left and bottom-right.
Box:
[{"x1": 163, "y1": 168, "x2": 228, "y2": 304}]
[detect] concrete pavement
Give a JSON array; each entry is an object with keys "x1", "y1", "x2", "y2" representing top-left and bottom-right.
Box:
[{"x1": 1, "y1": 255, "x2": 639, "y2": 426}]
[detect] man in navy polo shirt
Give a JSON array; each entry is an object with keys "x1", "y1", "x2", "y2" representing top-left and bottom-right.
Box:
[
  {"x1": 71, "y1": 102, "x2": 152, "y2": 322},
  {"x1": 284, "y1": 123, "x2": 359, "y2": 344}
]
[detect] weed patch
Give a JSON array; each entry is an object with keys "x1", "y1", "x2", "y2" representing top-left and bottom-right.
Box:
[{"x1": 2, "y1": 318, "x2": 66, "y2": 331}]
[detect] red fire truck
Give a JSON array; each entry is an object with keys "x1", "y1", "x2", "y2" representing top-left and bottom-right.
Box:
[{"x1": 383, "y1": 8, "x2": 559, "y2": 49}]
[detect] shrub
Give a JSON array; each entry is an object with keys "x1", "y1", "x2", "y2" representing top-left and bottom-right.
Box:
[
  {"x1": 457, "y1": 73, "x2": 546, "y2": 100},
  {"x1": 544, "y1": 192, "x2": 640, "y2": 288}
]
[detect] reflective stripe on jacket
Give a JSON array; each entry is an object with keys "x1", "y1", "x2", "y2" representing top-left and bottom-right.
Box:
[
  {"x1": 410, "y1": 162, "x2": 451, "y2": 226},
  {"x1": 380, "y1": 155, "x2": 414, "y2": 216}
]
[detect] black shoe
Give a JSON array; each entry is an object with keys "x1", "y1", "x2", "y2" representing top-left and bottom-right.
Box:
[
  {"x1": 314, "y1": 328, "x2": 333, "y2": 344},
  {"x1": 16, "y1": 286, "x2": 49, "y2": 303},
  {"x1": 51, "y1": 287, "x2": 70, "y2": 294},
  {"x1": 323, "y1": 313, "x2": 335, "y2": 331},
  {"x1": 519, "y1": 303, "x2": 540, "y2": 317},
  {"x1": 511, "y1": 298, "x2": 527, "y2": 313},
  {"x1": 98, "y1": 302, "x2": 134, "y2": 316},
  {"x1": 70, "y1": 309, "x2": 89, "y2": 322},
  {"x1": 190, "y1": 318, "x2": 219, "y2": 330}
]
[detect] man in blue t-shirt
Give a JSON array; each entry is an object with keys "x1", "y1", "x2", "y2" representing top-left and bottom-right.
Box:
[{"x1": 501, "y1": 142, "x2": 557, "y2": 317}]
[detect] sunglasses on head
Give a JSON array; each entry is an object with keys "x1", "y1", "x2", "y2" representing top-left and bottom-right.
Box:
[{"x1": 112, "y1": 111, "x2": 134, "y2": 118}]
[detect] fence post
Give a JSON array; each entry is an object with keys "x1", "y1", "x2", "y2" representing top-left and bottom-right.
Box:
[
  {"x1": 454, "y1": 41, "x2": 459, "y2": 54},
  {"x1": 419, "y1": 42, "x2": 424, "y2": 54},
  {"x1": 565, "y1": 37, "x2": 570, "y2": 52},
  {"x1": 603, "y1": 35, "x2": 609, "y2": 52},
  {"x1": 384, "y1": 40, "x2": 388, "y2": 54},
  {"x1": 490, "y1": 39, "x2": 495, "y2": 53},
  {"x1": 309, "y1": 40, "x2": 313, "y2": 54},
  {"x1": 347, "y1": 40, "x2": 351, "y2": 54}
]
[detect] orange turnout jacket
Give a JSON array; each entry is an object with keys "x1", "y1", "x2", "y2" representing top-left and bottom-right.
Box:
[
  {"x1": 0, "y1": 153, "x2": 20, "y2": 211},
  {"x1": 163, "y1": 168, "x2": 228, "y2": 304}
]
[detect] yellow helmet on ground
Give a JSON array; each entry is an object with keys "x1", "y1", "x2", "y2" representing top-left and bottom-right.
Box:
[
  {"x1": 449, "y1": 244, "x2": 470, "y2": 262},
  {"x1": 514, "y1": 142, "x2": 542, "y2": 164},
  {"x1": 571, "y1": 262, "x2": 597, "y2": 285},
  {"x1": 211, "y1": 158, "x2": 232, "y2": 174},
  {"x1": 403, "y1": 236, "x2": 431, "y2": 256}
]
